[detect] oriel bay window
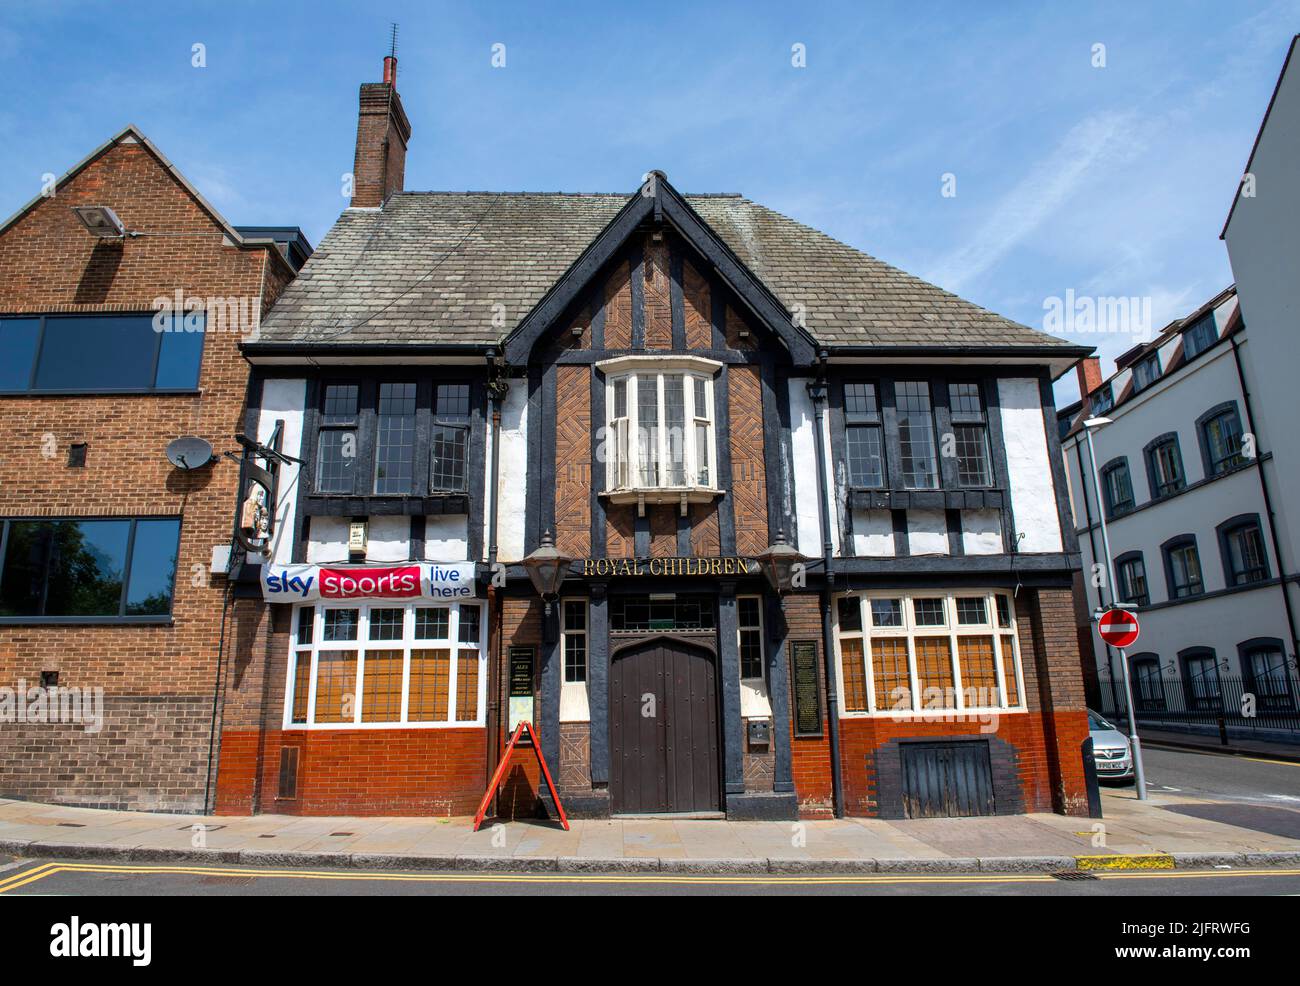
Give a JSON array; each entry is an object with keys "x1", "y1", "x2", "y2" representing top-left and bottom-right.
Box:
[
  {"x1": 286, "y1": 601, "x2": 486, "y2": 727},
  {"x1": 835, "y1": 590, "x2": 1024, "y2": 715},
  {"x1": 0, "y1": 517, "x2": 181, "y2": 622},
  {"x1": 310, "y1": 378, "x2": 476, "y2": 496},
  {"x1": 600, "y1": 356, "x2": 718, "y2": 498}
]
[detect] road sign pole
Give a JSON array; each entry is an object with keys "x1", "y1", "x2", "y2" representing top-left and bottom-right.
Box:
[{"x1": 1116, "y1": 644, "x2": 1147, "y2": 800}]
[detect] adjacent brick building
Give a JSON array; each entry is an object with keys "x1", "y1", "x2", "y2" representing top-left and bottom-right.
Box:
[
  {"x1": 0, "y1": 126, "x2": 307, "y2": 811},
  {"x1": 213, "y1": 56, "x2": 1095, "y2": 822}
]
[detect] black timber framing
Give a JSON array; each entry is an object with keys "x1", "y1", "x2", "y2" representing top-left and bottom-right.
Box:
[
  {"x1": 589, "y1": 366, "x2": 607, "y2": 558},
  {"x1": 766, "y1": 593, "x2": 795, "y2": 794},
  {"x1": 718, "y1": 581, "x2": 745, "y2": 798},
  {"x1": 501, "y1": 175, "x2": 817, "y2": 367},
  {"x1": 587, "y1": 582, "x2": 610, "y2": 786},
  {"x1": 715, "y1": 362, "x2": 738, "y2": 554}
]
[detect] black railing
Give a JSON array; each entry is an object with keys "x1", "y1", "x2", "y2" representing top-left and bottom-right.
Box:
[{"x1": 1095, "y1": 674, "x2": 1300, "y2": 739}]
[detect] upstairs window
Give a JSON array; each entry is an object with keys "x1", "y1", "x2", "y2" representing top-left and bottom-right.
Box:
[
  {"x1": 1181, "y1": 314, "x2": 1218, "y2": 360},
  {"x1": 896, "y1": 381, "x2": 939, "y2": 490},
  {"x1": 844, "y1": 382, "x2": 884, "y2": 488},
  {"x1": 948, "y1": 382, "x2": 992, "y2": 487},
  {"x1": 374, "y1": 382, "x2": 418, "y2": 494},
  {"x1": 0, "y1": 314, "x2": 203, "y2": 394},
  {"x1": 1219, "y1": 516, "x2": 1269, "y2": 586},
  {"x1": 1132, "y1": 353, "x2": 1161, "y2": 392},
  {"x1": 312, "y1": 379, "x2": 475, "y2": 497},
  {"x1": 430, "y1": 384, "x2": 470, "y2": 492},
  {"x1": 317, "y1": 383, "x2": 359, "y2": 494},
  {"x1": 1100, "y1": 458, "x2": 1135, "y2": 517},
  {"x1": 1199, "y1": 405, "x2": 1246, "y2": 476},
  {"x1": 1145, "y1": 435, "x2": 1185, "y2": 498},
  {"x1": 1163, "y1": 536, "x2": 1204, "y2": 599},
  {"x1": 604, "y1": 363, "x2": 715, "y2": 492}
]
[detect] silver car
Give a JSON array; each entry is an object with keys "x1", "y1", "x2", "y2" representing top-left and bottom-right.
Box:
[{"x1": 1088, "y1": 710, "x2": 1134, "y2": 783}]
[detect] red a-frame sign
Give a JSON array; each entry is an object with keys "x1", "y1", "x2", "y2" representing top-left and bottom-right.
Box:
[{"x1": 472, "y1": 721, "x2": 570, "y2": 831}]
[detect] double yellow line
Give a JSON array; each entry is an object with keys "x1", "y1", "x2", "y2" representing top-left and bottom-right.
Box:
[{"x1": 2, "y1": 860, "x2": 1298, "y2": 893}]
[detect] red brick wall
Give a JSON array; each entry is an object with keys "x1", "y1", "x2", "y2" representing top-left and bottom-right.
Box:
[
  {"x1": 216, "y1": 726, "x2": 486, "y2": 816},
  {"x1": 0, "y1": 136, "x2": 292, "y2": 812}
]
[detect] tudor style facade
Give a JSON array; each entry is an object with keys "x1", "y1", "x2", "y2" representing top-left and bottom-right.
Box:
[{"x1": 213, "y1": 57, "x2": 1094, "y2": 821}]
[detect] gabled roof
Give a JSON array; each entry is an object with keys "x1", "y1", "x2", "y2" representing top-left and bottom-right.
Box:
[
  {"x1": 1222, "y1": 34, "x2": 1300, "y2": 238},
  {"x1": 0, "y1": 124, "x2": 290, "y2": 270},
  {"x1": 253, "y1": 176, "x2": 1085, "y2": 363}
]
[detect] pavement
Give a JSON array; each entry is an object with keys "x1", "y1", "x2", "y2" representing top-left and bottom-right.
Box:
[{"x1": 1, "y1": 782, "x2": 1296, "y2": 875}]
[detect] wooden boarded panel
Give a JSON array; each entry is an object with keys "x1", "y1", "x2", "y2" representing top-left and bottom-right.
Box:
[
  {"x1": 683, "y1": 259, "x2": 712, "y2": 350},
  {"x1": 643, "y1": 236, "x2": 673, "y2": 349},
  {"x1": 689, "y1": 502, "x2": 720, "y2": 555},
  {"x1": 604, "y1": 260, "x2": 633, "y2": 349},
  {"x1": 554, "y1": 365, "x2": 591, "y2": 557},
  {"x1": 728, "y1": 364, "x2": 769, "y2": 556}
]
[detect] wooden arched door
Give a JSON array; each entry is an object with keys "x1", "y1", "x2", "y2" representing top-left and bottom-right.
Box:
[{"x1": 609, "y1": 635, "x2": 721, "y2": 814}]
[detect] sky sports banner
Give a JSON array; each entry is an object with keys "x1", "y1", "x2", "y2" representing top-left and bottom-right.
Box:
[{"x1": 261, "y1": 562, "x2": 478, "y2": 602}]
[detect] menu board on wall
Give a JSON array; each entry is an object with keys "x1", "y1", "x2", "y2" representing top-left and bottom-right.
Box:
[{"x1": 792, "y1": 640, "x2": 822, "y2": 737}]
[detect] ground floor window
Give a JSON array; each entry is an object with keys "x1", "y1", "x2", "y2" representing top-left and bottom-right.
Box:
[
  {"x1": 834, "y1": 590, "x2": 1024, "y2": 715},
  {"x1": 285, "y1": 600, "x2": 486, "y2": 728},
  {"x1": 560, "y1": 598, "x2": 590, "y2": 722}
]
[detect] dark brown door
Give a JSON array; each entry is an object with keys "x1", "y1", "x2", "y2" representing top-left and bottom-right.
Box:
[{"x1": 610, "y1": 637, "x2": 721, "y2": 814}]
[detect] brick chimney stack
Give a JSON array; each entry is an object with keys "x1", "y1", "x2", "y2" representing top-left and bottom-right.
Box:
[
  {"x1": 350, "y1": 56, "x2": 411, "y2": 208},
  {"x1": 1075, "y1": 356, "x2": 1103, "y2": 401}
]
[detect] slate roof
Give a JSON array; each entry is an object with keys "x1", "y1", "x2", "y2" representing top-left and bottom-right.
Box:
[{"x1": 256, "y1": 190, "x2": 1080, "y2": 352}]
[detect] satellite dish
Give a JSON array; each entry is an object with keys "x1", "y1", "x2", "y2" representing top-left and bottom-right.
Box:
[{"x1": 166, "y1": 436, "x2": 214, "y2": 471}]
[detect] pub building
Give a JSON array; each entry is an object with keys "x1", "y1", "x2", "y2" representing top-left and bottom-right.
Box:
[{"x1": 214, "y1": 56, "x2": 1095, "y2": 821}]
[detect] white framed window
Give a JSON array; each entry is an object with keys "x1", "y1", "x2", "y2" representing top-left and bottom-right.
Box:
[
  {"x1": 599, "y1": 355, "x2": 719, "y2": 496},
  {"x1": 833, "y1": 589, "x2": 1024, "y2": 717},
  {"x1": 560, "y1": 598, "x2": 590, "y2": 722},
  {"x1": 284, "y1": 600, "x2": 487, "y2": 729}
]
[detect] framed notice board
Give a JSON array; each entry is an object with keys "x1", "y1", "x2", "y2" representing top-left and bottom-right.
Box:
[
  {"x1": 508, "y1": 646, "x2": 535, "y2": 739},
  {"x1": 791, "y1": 640, "x2": 823, "y2": 737}
]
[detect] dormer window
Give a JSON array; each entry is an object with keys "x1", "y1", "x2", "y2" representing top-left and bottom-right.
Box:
[
  {"x1": 1132, "y1": 353, "x2": 1161, "y2": 392},
  {"x1": 599, "y1": 355, "x2": 719, "y2": 504}
]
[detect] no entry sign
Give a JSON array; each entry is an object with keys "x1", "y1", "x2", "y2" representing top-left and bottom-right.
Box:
[{"x1": 1098, "y1": 608, "x2": 1140, "y2": 648}]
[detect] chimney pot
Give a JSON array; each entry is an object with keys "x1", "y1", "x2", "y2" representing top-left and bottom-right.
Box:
[{"x1": 383, "y1": 55, "x2": 397, "y2": 85}]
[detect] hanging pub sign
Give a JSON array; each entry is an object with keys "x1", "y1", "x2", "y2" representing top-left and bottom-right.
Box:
[
  {"x1": 577, "y1": 556, "x2": 759, "y2": 577},
  {"x1": 261, "y1": 561, "x2": 478, "y2": 602},
  {"x1": 231, "y1": 422, "x2": 299, "y2": 557}
]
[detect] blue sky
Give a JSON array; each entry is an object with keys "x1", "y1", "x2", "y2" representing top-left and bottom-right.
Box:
[{"x1": 1, "y1": 1, "x2": 1296, "y2": 403}]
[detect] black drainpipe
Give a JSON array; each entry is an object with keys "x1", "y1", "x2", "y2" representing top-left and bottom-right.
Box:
[
  {"x1": 487, "y1": 349, "x2": 504, "y2": 565},
  {"x1": 1229, "y1": 335, "x2": 1300, "y2": 666},
  {"x1": 809, "y1": 358, "x2": 844, "y2": 818}
]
